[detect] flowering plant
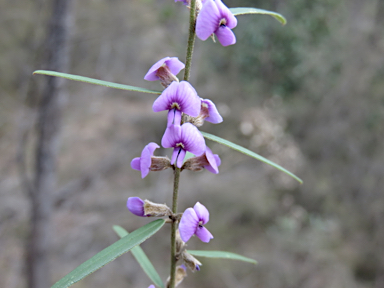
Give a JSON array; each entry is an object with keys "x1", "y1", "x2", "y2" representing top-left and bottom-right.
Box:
[{"x1": 34, "y1": 1, "x2": 301, "y2": 288}]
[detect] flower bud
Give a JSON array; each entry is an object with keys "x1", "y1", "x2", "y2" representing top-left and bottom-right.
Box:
[
  {"x1": 127, "y1": 197, "x2": 172, "y2": 217},
  {"x1": 181, "y1": 250, "x2": 202, "y2": 272}
]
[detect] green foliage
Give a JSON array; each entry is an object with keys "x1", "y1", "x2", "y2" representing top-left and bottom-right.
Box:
[
  {"x1": 201, "y1": 132, "x2": 303, "y2": 184},
  {"x1": 113, "y1": 225, "x2": 164, "y2": 288},
  {"x1": 188, "y1": 250, "x2": 257, "y2": 264},
  {"x1": 33, "y1": 70, "x2": 162, "y2": 94},
  {"x1": 51, "y1": 220, "x2": 165, "y2": 288},
  {"x1": 230, "y1": 7, "x2": 286, "y2": 25}
]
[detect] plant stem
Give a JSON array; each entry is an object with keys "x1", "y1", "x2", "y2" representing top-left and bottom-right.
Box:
[
  {"x1": 184, "y1": 0, "x2": 197, "y2": 82},
  {"x1": 169, "y1": 1, "x2": 197, "y2": 287}
]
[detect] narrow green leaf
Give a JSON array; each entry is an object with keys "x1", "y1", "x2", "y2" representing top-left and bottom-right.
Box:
[
  {"x1": 201, "y1": 132, "x2": 303, "y2": 184},
  {"x1": 51, "y1": 219, "x2": 165, "y2": 288},
  {"x1": 187, "y1": 250, "x2": 257, "y2": 264},
  {"x1": 33, "y1": 70, "x2": 162, "y2": 94},
  {"x1": 230, "y1": 7, "x2": 287, "y2": 25},
  {"x1": 113, "y1": 225, "x2": 164, "y2": 288}
]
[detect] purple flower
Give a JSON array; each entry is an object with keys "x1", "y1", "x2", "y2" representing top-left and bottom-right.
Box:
[
  {"x1": 162, "y1": 123, "x2": 206, "y2": 168},
  {"x1": 127, "y1": 197, "x2": 146, "y2": 217},
  {"x1": 179, "y1": 202, "x2": 213, "y2": 243},
  {"x1": 202, "y1": 147, "x2": 221, "y2": 173},
  {"x1": 200, "y1": 99, "x2": 223, "y2": 124},
  {"x1": 196, "y1": 0, "x2": 237, "y2": 46},
  {"x1": 181, "y1": 146, "x2": 221, "y2": 173},
  {"x1": 131, "y1": 142, "x2": 160, "y2": 178},
  {"x1": 153, "y1": 81, "x2": 201, "y2": 127},
  {"x1": 144, "y1": 57, "x2": 185, "y2": 82},
  {"x1": 148, "y1": 285, "x2": 155, "y2": 288}
]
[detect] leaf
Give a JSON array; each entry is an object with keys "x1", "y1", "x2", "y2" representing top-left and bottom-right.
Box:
[
  {"x1": 201, "y1": 132, "x2": 303, "y2": 184},
  {"x1": 230, "y1": 7, "x2": 287, "y2": 25},
  {"x1": 187, "y1": 250, "x2": 257, "y2": 264},
  {"x1": 113, "y1": 225, "x2": 164, "y2": 288},
  {"x1": 33, "y1": 70, "x2": 162, "y2": 95},
  {"x1": 51, "y1": 219, "x2": 165, "y2": 288}
]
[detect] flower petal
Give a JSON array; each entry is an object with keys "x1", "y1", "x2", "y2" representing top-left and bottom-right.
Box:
[
  {"x1": 203, "y1": 146, "x2": 219, "y2": 174},
  {"x1": 153, "y1": 81, "x2": 179, "y2": 112},
  {"x1": 205, "y1": 153, "x2": 221, "y2": 174},
  {"x1": 165, "y1": 57, "x2": 185, "y2": 76},
  {"x1": 176, "y1": 148, "x2": 186, "y2": 168},
  {"x1": 180, "y1": 123, "x2": 206, "y2": 156},
  {"x1": 195, "y1": 226, "x2": 214, "y2": 243},
  {"x1": 194, "y1": 202, "x2": 210, "y2": 224},
  {"x1": 131, "y1": 157, "x2": 141, "y2": 171},
  {"x1": 140, "y1": 143, "x2": 159, "y2": 178},
  {"x1": 215, "y1": 0, "x2": 237, "y2": 29},
  {"x1": 144, "y1": 57, "x2": 170, "y2": 81},
  {"x1": 179, "y1": 208, "x2": 199, "y2": 242},
  {"x1": 215, "y1": 25, "x2": 236, "y2": 46},
  {"x1": 171, "y1": 148, "x2": 180, "y2": 165},
  {"x1": 127, "y1": 197, "x2": 145, "y2": 217},
  {"x1": 176, "y1": 81, "x2": 201, "y2": 117},
  {"x1": 196, "y1": 0, "x2": 221, "y2": 41},
  {"x1": 167, "y1": 109, "x2": 182, "y2": 127},
  {"x1": 162, "y1": 124, "x2": 182, "y2": 148},
  {"x1": 201, "y1": 99, "x2": 223, "y2": 123}
]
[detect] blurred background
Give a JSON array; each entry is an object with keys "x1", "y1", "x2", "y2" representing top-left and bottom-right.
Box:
[{"x1": 1, "y1": 0, "x2": 383, "y2": 287}]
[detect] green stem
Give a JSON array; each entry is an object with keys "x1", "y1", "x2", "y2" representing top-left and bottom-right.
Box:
[
  {"x1": 169, "y1": 168, "x2": 181, "y2": 288},
  {"x1": 184, "y1": 0, "x2": 197, "y2": 82},
  {"x1": 169, "y1": 1, "x2": 197, "y2": 287}
]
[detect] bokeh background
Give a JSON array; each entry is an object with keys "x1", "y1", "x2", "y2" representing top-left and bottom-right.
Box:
[{"x1": 1, "y1": 0, "x2": 383, "y2": 287}]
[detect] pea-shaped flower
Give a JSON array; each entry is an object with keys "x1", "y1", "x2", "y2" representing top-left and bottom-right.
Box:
[
  {"x1": 182, "y1": 146, "x2": 221, "y2": 174},
  {"x1": 196, "y1": 0, "x2": 237, "y2": 46},
  {"x1": 144, "y1": 57, "x2": 185, "y2": 87},
  {"x1": 153, "y1": 81, "x2": 201, "y2": 127},
  {"x1": 162, "y1": 123, "x2": 206, "y2": 168},
  {"x1": 131, "y1": 142, "x2": 171, "y2": 178},
  {"x1": 179, "y1": 202, "x2": 213, "y2": 243}
]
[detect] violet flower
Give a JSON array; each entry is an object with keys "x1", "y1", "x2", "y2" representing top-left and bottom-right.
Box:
[
  {"x1": 153, "y1": 81, "x2": 201, "y2": 127},
  {"x1": 200, "y1": 99, "x2": 223, "y2": 123},
  {"x1": 131, "y1": 142, "x2": 160, "y2": 178},
  {"x1": 144, "y1": 57, "x2": 185, "y2": 87},
  {"x1": 182, "y1": 146, "x2": 221, "y2": 173},
  {"x1": 127, "y1": 197, "x2": 146, "y2": 217},
  {"x1": 148, "y1": 285, "x2": 155, "y2": 288},
  {"x1": 196, "y1": 0, "x2": 237, "y2": 46},
  {"x1": 179, "y1": 202, "x2": 213, "y2": 243},
  {"x1": 162, "y1": 123, "x2": 206, "y2": 168}
]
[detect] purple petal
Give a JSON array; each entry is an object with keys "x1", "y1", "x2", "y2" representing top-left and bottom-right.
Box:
[
  {"x1": 127, "y1": 197, "x2": 145, "y2": 217},
  {"x1": 179, "y1": 208, "x2": 199, "y2": 242},
  {"x1": 195, "y1": 226, "x2": 214, "y2": 243},
  {"x1": 203, "y1": 147, "x2": 219, "y2": 174},
  {"x1": 196, "y1": 0, "x2": 221, "y2": 41},
  {"x1": 201, "y1": 99, "x2": 223, "y2": 123},
  {"x1": 153, "y1": 81, "x2": 179, "y2": 112},
  {"x1": 131, "y1": 157, "x2": 141, "y2": 171},
  {"x1": 180, "y1": 123, "x2": 206, "y2": 156},
  {"x1": 161, "y1": 124, "x2": 182, "y2": 148},
  {"x1": 194, "y1": 202, "x2": 210, "y2": 224},
  {"x1": 176, "y1": 149, "x2": 187, "y2": 168},
  {"x1": 148, "y1": 285, "x2": 155, "y2": 288},
  {"x1": 171, "y1": 148, "x2": 180, "y2": 165},
  {"x1": 205, "y1": 154, "x2": 221, "y2": 174},
  {"x1": 215, "y1": 25, "x2": 236, "y2": 46},
  {"x1": 167, "y1": 109, "x2": 182, "y2": 127},
  {"x1": 176, "y1": 81, "x2": 201, "y2": 117},
  {"x1": 144, "y1": 57, "x2": 170, "y2": 81},
  {"x1": 165, "y1": 57, "x2": 185, "y2": 76},
  {"x1": 215, "y1": 0, "x2": 237, "y2": 29},
  {"x1": 180, "y1": 264, "x2": 187, "y2": 271},
  {"x1": 140, "y1": 142, "x2": 160, "y2": 178}
]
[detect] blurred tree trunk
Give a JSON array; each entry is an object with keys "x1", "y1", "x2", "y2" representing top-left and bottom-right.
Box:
[{"x1": 26, "y1": 0, "x2": 73, "y2": 287}]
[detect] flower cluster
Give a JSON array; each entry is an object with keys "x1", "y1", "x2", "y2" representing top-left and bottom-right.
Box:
[{"x1": 128, "y1": 1, "x2": 238, "y2": 285}]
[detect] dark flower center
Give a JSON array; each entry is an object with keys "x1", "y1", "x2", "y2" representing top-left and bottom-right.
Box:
[
  {"x1": 219, "y1": 18, "x2": 227, "y2": 27},
  {"x1": 171, "y1": 102, "x2": 181, "y2": 110},
  {"x1": 176, "y1": 142, "x2": 185, "y2": 149}
]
